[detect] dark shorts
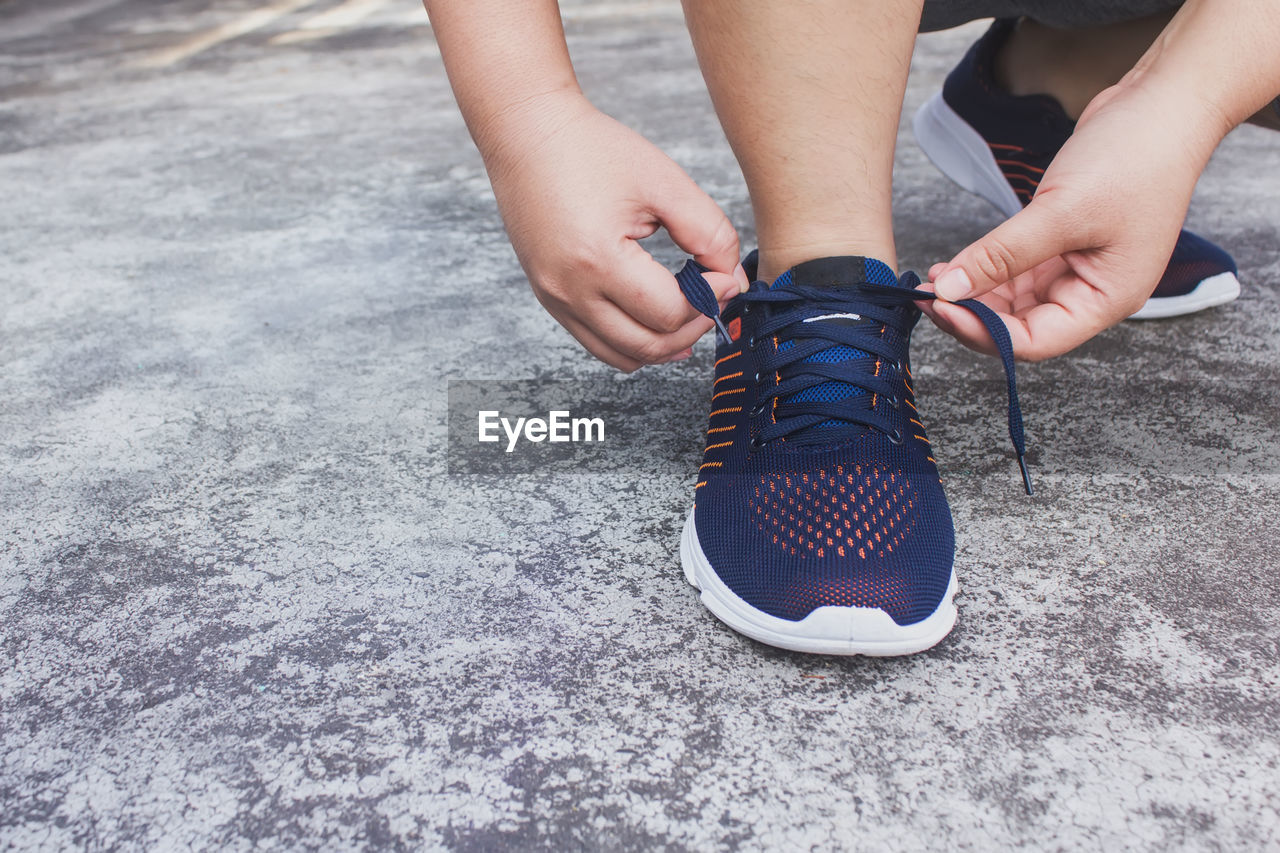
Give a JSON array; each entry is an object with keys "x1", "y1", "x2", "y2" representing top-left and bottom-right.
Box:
[{"x1": 921, "y1": 0, "x2": 1183, "y2": 31}]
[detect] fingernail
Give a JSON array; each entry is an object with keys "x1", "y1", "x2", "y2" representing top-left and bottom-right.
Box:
[
  {"x1": 732, "y1": 263, "x2": 750, "y2": 293},
  {"x1": 935, "y1": 268, "x2": 972, "y2": 302},
  {"x1": 669, "y1": 349, "x2": 692, "y2": 362}
]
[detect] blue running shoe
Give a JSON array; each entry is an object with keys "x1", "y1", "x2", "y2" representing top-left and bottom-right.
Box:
[
  {"x1": 913, "y1": 18, "x2": 1240, "y2": 320},
  {"x1": 674, "y1": 254, "x2": 1031, "y2": 655}
]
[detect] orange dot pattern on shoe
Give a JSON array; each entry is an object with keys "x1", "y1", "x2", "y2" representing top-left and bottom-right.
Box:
[{"x1": 748, "y1": 464, "x2": 916, "y2": 562}]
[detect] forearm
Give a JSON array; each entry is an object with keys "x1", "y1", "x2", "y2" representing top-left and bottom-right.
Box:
[
  {"x1": 423, "y1": 0, "x2": 587, "y2": 164},
  {"x1": 1123, "y1": 0, "x2": 1280, "y2": 153}
]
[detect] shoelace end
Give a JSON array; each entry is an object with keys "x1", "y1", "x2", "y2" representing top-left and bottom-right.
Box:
[
  {"x1": 1017, "y1": 453, "x2": 1034, "y2": 496},
  {"x1": 674, "y1": 260, "x2": 734, "y2": 347},
  {"x1": 713, "y1": 317, "x2": 733, "y2": 346}
]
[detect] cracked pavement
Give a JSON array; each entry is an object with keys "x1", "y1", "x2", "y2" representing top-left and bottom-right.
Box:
[{"x1": 2, "y1": 0, "x2": 1279, "y2": 849}]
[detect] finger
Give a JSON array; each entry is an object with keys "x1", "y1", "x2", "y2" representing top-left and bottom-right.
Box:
[
  {"x1": 1011, "y1": 300, "x2": 1114, "y2": 361},
  {"x1": 613, "y1": 314, "x2": 715, "y2": 365},
  {"x1": 909, "y1": 276, "x2": 945, "y2": 323},
  {"x1": 709, "y1": 269, "x2": 745, "y2": 308},
  {"x1": 560, "y1": 310, "x2": 693, "y2": 371},
  {"x1": 607, "y1": 242, "x2": 742, "y2": 334},
  {"x1": 932, "y1": 197, "x2": 1076, "y2": 302},
  {"x1": 933, "y1": 294, "x2": 1107, "y2": 362},
  {"x1": 645, "y1": 168, "x2": 746, "y2": 290},
  {"x1": 929, "y1": 298, "x2": 999, "y2": 358},
  {"x1": 585, "y1": 296, "x2": 716, "y2": 365},
  {"x1": 916, "y1": 299, "x2": 942, "y2": 328},
  {"x1": 559, "y1": 313, "x2": 645, "y2": 372},
  {"x1": 913, "y1": 277, "x2": 940, "y2": 318}
]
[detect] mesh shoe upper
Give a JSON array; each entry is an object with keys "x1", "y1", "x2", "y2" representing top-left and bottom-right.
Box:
[
  {"x1": 689, "y1": 258, "x2": 955, "y2": 626},
  {"x1": 1154, "y1": 230, "x2": 1238, "y2": 298},
  {"x1": 941, "y1": 18, "x2": 1069, "y2": 206}
]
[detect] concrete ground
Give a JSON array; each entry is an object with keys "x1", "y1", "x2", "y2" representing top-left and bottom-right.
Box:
[{"x1": 2, "y1": 0, "x2": 1279, "y2": 849}]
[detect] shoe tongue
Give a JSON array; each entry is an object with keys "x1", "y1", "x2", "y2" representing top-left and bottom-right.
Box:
[
  {"x1": 771, "y1": 255, "x2": 899, "y2": 290},
  {"x1": 767, "y1": 257, "x2": 901, "y2": 440}
]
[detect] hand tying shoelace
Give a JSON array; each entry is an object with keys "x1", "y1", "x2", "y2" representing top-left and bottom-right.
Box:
[{"x1": 676, "y1": 259, "x2": 1033, "y2": 495}]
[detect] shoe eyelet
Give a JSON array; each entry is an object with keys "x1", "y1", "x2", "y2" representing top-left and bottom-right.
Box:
[
  {"x1": 749, "y1": 435, "x2": 765, "y2": 450},
  {"x1": 747, "y1": 335, "x2": 758, "y2": 351},
  {"x1": 742, "y1": 304, "x2": 752, "y2": 316},
  {"x1": 893, "y1": 360, "x2": 903, "y2": 372},
  {"x1": 888, "y1": 429, "x2": 904, "y2": 445},
  {"x1": 752, "y1": 371, "x2": 762, "y2": 384},
  {"x1": 750, "y1": 402, "x2": 767, "y2": 418},
  {"x1": 885, "y1": 394, "x2": 900, "y2": 409}
]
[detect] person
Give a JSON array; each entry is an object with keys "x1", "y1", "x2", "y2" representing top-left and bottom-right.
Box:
[{"x1": 424, "y1": 0, "x2": 1280, "y2": 655}]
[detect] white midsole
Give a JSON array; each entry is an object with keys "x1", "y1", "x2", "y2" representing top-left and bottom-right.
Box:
[
  {"x1": 1127, "y1": 271, "x2": 1241, "y2": 320},
  {"x1": 680, "y1": 508, "x2": 957, "y2": 657},
  {"x1": 913, "y1": 92, "x2": 1240, "y2": 319},
  {"x1": 913, "y1": 91, "x2": 1023, "y2": 218}
]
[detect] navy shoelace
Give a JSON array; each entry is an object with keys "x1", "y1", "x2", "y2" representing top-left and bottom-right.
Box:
[{"x1": 676, "y1": 260, "x2": 1033, "y2": 495}]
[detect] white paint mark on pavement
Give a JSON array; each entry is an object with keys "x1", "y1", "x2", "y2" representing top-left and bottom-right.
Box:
[
  {"x1": 378, "y1": 1, "x2": 681, "y2": 27},
  {"x1": 136, "y1": 0, "x2": 317, "y2": 68},
  {"x1": 559, "y1": 2, "x2": 683, "y2": 22},
  {"x1": 268, "y1": 0, "x2": 391, "y2": 46},
  {"x1": 0, "y1": 0, "x2": 132, "y2": 44}
]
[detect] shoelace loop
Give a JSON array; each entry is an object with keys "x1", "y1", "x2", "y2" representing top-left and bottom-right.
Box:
[{"x1": 676, "y1": 259, "x2": 1033, "y2": 495}]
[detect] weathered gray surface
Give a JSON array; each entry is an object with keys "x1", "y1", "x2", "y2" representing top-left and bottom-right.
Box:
[{"x1": 2, "y1": 1, "x2": 1278, "y2": 849}]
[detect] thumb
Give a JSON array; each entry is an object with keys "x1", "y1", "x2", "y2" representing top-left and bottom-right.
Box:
[
  {"x1": 934, "y1": 198, "x2": 1074, "y2": 301},
  {"x1": 648, "y1": 170, "x2": 749, "y2": 294}
]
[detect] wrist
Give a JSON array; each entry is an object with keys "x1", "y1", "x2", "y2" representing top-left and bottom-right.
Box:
[
  {"x1": 469, "y1": 86, "x2": 594, "y2": 175},
  {"x1": 1105, "y1": 70, "x2": 1227, "y2": 172},
  {"x1": 1119, "y1": 0, "x2": 1280, "y2": 146}
]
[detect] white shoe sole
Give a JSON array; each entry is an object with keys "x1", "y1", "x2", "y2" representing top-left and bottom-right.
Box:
[
  {"x1": 680, "y1": 508, "x2": 957, "y2": 656},
  {"x1": 912, "y1": 92, "x2": 1241, "y2": 320},
  {"x1": 1125, "y1": 271, "x2": 1241, "y2": 320},
  {"x1": 913, "y1": 91, "x2": 1023, "y2": 218}
]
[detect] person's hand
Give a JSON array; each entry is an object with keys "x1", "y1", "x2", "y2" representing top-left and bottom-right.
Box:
[
  {"x1": 920, "y1": 80, "x2": 1225, "y2": 361},
  {"x1": 483, "y1": 92, "x2": 749, "y2": 371}
]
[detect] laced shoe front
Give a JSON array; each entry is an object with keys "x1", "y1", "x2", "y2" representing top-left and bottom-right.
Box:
[{"x1": 675, "y1": 255, "x2": 1030, "y2": 655}]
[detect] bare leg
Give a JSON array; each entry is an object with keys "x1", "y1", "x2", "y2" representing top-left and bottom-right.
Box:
[
  {"x1": 996, "y1": 13, "x2": 1174, "y2": 120},
  {"x1": 681, "y1": 1, "x2": 923, "y2": 282},
  {"x1": 999, "y1": 12, "x2": 1279, "y2": 130}
]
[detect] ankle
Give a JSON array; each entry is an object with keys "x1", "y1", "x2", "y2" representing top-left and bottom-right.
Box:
[
  {"x1": 994, "y1": 13, "x2": 1173, "y2": 121},
  {"x1": 756, "y1": 240, "x2": 898, "y2": 284},
  {"x1": 994, "y1": 19, "x2": 1095, "y2": 120}
]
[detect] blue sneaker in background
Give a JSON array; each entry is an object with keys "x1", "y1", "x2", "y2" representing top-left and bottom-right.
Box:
[
  {"x1": 913, "y1": 18, "x2": 1240, "y2": 320},
  {"x1": 674, "y1": 254, "x2": 1031, "y2": 655}
]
